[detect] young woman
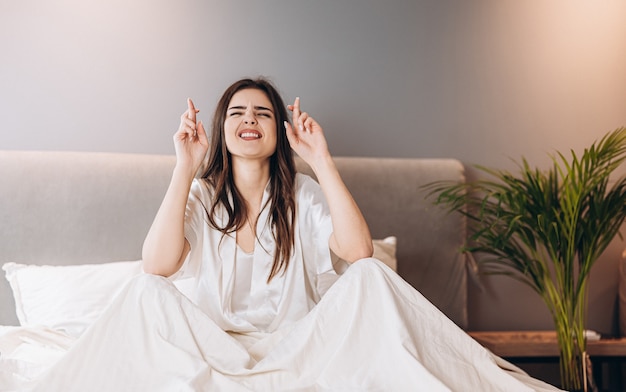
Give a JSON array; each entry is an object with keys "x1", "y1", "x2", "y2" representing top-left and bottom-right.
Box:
[
  {"x1": 27, "y1": 78, "x2": 560, "y2": 392},
  {"x1": 141, "y1": 78, "x2": 375, "y2": 332}
]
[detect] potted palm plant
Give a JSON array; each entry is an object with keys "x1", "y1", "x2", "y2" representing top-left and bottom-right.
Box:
[{"x1": 426, "y1": 127, "x2": 626, "y2": 392}]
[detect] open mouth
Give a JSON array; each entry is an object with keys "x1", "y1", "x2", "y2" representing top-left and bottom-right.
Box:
[{"x1": 239, "y1": 130, "x2": 262, "y2": 140}]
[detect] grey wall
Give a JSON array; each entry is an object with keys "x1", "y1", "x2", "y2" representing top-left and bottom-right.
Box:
[
  {"x1": 3, "y1": 1, "x2": 624, "y2": 168},
  {"x1": 2, "y1": 1, "x2": 626, "y2": 333}
]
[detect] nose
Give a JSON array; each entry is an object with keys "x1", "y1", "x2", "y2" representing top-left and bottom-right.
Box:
[{"x1": 243, "y1": 108, "x2": 257, "y2": 125}]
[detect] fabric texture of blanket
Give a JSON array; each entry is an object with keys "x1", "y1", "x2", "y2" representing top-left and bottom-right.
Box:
[{"x1": 0, "y1": 259, "x2": 562, "y2": 392}]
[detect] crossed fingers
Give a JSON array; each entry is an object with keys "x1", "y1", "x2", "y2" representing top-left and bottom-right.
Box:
[
  {"x1": 181, "y1": 98, "x2": 200, "y2": 139},
  {"x1": 288, "y1": 97, "x2": 314, "y2": 134}
]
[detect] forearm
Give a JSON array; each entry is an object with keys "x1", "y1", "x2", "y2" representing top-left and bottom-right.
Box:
[
  {"x1": 285, "y1": 97, "x2": 372, "y2": 261},
  {"x1": 142, "y1": 164, "x2": 196, "y2": 276},
  {"x1": 310, "y1": 155, "x2": 373, "y2": 263}
]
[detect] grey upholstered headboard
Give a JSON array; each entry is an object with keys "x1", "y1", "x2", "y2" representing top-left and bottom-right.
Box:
[
  {"x1": 0, "y1": 151, "x2": 467, "y2": 328},
  {"x1": 297, "y1": 158, "x2": 468, "y2": 328}
]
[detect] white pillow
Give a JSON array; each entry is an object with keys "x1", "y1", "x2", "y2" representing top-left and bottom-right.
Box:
[
  {"x1": 2, "y1": 238, "x2": 398, "y2": 338},
  {"x1": 2, "y1": 260, "x2": 143, "y2": 338}
]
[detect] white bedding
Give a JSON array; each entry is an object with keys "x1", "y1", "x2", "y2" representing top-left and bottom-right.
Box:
[{"x1": 0, "y1": 259, "x2": 562, "y2": 392}]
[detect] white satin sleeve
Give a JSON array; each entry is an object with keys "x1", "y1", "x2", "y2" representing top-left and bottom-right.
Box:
[
  {"x1": 177, "y1": 178, "x2": 209, "y2": 280},
  {"x1": 295, "y1": 174, "x2": 340, "y2": 298}
]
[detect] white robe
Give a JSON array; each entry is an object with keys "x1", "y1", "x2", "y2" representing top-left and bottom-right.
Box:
[
  {"x1": 176, "y1": 174, "x2": 340, "y2": 334},
  {"x1": 9, "y1": 174, "x2": 562, "y2": 391}
]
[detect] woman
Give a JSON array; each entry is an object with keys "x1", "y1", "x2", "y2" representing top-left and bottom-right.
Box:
[
  {"x1": 28, "y1": 78, "x2": 559, "y2": 392},
  {"x1": 142, "y1": 78, "x2": 375, "y2": 333}
]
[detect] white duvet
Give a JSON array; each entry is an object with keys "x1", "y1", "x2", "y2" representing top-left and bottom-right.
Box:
[{"x1": 0, "y1": 259, "x2": 561, "y2": 392}]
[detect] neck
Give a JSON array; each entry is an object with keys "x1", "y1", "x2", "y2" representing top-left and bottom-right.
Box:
[{"x1": 231, "y1": 157, "x2": 271, "y2": 210}]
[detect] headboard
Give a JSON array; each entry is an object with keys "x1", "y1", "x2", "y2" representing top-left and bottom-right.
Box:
[{"x1": 0, "y1": 151, "x2": 467, "y2": 328}]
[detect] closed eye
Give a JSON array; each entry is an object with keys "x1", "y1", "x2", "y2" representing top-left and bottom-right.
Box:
[{"x1": 227, "y1": 105, "x2": 274, "y2": 118}]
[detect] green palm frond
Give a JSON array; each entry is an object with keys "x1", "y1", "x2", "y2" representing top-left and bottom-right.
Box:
[
  {"x1": 430, "y1": 129, "x2": 626, "y2": 389},
  {"x1": 425, "y1": 127, "x2": 626, "y2": 305}
]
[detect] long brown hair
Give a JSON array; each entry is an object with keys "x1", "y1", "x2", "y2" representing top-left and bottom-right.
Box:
[{"x1": 200, "y1": 78, "x2": 296, "y2": 282}]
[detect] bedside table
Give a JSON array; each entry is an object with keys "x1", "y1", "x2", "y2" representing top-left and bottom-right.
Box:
[{"x1": 469, "y1": 330, "x2": 626, "y2": 391}]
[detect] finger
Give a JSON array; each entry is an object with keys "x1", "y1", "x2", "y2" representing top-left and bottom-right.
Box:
[
  {"x1": 182, "y1": 117, "x2": 197, "y2": 134},
  {"x1": 197, "y1": 121, "x2": 209, "y2": 144},
  {"x1": 298, "y1": 112, "x2": 308, "y2": 133},
  {"x1": 286, "y1": 109, "x2": 302, "y2": 136},
  {"x1": 183, "y1": 116, "x2": 196, "y2": 127},
  {"x1": 291, "y1": 97, "x2": 301, "y2": 123},
  {"x1": 292, "y1": 97, "x2": 300, "y2": 113},
  {"x1": 304, "y1": 117, "x2": 315, "y2": 133},
  {"x1": 175, "y1": 118, "x2": 194, "y2": 139},
  {"x1": 284, "y1": 121, "x2": 298, "y2": 147},
  {"x1": 187, "y1": 98, "x2": 198, "y2": 122}
]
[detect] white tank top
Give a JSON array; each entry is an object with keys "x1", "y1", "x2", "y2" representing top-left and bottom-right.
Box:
[{"x1": 231, "y1": 246, "x2": 254, "y2": 317}]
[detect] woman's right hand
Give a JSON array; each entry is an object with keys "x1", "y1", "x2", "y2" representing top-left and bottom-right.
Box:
[
  {"x1": 173, "y1": 98, "x2": 209, "y2": 174},
  {"x1": 143, "y1": 98, "x2": 207, "y2": 276}
]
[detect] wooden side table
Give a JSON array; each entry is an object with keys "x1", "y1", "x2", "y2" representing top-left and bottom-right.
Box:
[
  {"x1": 468, "y1": 331, "x2": 626, "y2": 391},
  {"x1": 469, "y1": 331, "x2": 626, "y2": 357}
]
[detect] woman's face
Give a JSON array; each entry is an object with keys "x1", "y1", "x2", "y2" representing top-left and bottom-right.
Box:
[{"x1": 224, "y1": 88, "x2": 277, "y2": 161}]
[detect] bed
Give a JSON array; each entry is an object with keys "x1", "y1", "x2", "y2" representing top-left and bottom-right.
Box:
[{"x1": 0, "y1": 150, "x2": 562, "y2": 391}]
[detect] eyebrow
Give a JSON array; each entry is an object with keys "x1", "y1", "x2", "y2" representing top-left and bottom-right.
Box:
[{"x1": 227, "y1": 105, "x2": 274, "y2": 113}]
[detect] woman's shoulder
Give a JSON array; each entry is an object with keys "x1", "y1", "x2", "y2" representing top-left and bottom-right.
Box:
[
  {"x1": 295, "y1": 172, "x2": 321, "y2": 192},
  {"x1": 294, "y1": 173, "x2": 327, "y2": 208},
  {"x1": 189, "y1": 177, "x2": 215, "y2": 200}
]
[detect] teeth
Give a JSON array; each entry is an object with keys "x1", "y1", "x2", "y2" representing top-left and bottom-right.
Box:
[{"x1": 240, "y1": 132, "x2": 260, "y2": 138}]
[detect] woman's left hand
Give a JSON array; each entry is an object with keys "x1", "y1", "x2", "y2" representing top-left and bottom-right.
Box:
[{"x1": 285, "y1": 97, "x2": 330, "y2": 167}]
